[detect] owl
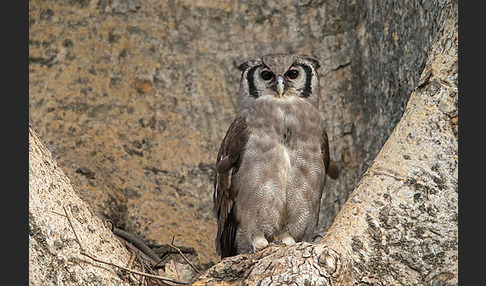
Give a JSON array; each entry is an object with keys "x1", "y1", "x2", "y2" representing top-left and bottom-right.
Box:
[{"x1": 213, "y1": 53, "x2": 339, "y2": 258}]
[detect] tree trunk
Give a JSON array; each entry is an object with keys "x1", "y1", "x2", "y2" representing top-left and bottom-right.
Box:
[
  {"x1": 193, "y1": 1, "x2": 458, "y2": 284},
  {"x1": 29, "y1": 124, "x2": 135, "y2": 285}
]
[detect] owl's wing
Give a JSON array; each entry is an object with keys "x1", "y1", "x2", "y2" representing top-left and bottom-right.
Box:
[
  {"x1": 321, "y1": 128, "x2": 339, "y2": 180},
  {"x1": 213, "y1": 115, "x2": 249, "y2": 258}
]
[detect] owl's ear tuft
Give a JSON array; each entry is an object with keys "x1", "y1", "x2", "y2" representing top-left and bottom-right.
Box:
[
  {"x1": 238, "y1": 61, "x2": 250, "y2": 71},
  {"x1": 306, "y1": 57, "x2": 320, "y2": 70}
]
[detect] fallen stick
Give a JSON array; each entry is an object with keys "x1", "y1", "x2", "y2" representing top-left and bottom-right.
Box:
[
  {"x1": 166, "y1": 243, "x2": 201, "y2": 274},
  {"x1": 61, "y1": 206, "x2": 187, "y2": 285}
]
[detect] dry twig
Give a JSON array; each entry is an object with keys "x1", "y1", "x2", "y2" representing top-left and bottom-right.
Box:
[
  {"x1": 166, "y1": 243, "x2": 201, "y2": 274},
  {"x1": 60, "y1": 206, "x2": 187, "y2": 285}
]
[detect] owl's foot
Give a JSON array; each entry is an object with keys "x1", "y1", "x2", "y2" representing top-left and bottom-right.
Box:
[
  {"x1": 251, "y1": 236, "x2": 269, "y2": 252},
  {"x1": 281, "y1": 232, "x2": 296, "y2": 245},
  {"x1": 250, "y1": 233, "x2": 296, "y2": 253},
  {"x1": 265, "y1": 233, "x2": 296, "y2": 247}
]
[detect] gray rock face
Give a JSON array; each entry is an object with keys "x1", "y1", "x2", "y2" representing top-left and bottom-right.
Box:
[{"x1": 29, "y1": 0, "x2": 441, "y2": 267}]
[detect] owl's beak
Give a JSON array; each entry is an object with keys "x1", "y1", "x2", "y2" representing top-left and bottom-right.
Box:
[{"x1": 276, "y1": 76, "x2": 284, "y2": 97}]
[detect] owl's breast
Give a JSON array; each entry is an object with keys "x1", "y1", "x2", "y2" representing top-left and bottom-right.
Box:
[
  {"x1": 233, "y1": 98, "x2": 325, "y2": 222},
  {"x1": 282, "y1": 100, "x2": 323, "y2": 145},
  {"x1": 244, "y1": 97, "x2": 324, "y2": 172},
  {"x1": 247, "y1": 97, "x2": 323, "y2": 148}
]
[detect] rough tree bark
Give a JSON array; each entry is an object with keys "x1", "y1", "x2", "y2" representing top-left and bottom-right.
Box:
[
  {"x1": 29, "y1": 124, "x2": 135, "y2": 285},
  {"x1": 193, "y1": 1, "x2": 458, "y2": 285}
]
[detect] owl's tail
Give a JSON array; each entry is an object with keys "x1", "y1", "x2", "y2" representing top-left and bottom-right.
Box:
[{"x1": 215, "y1": 207, "x2": 238, "y2": 259}]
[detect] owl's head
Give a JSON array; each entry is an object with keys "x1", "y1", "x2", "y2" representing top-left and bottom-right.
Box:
[{"x1": 236, "y1": 53, "x2": 321, "y2": 111}]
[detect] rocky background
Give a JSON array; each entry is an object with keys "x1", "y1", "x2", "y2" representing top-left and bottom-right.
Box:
[{"x1": 29, "y1": 0, "x2": 442, "y2": 269}]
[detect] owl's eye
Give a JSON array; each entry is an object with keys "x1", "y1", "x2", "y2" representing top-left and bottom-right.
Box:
[
  {"x1": 260, "y1": 70, "x2": 274, "y2": 81},
  {"x1": 287, "y1": 69, "x2": 299, "y2": 79}
]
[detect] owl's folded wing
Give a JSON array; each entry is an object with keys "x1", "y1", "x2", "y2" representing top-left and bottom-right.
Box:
[{"x1": 213, "y1": 115, "x2": 249, "y2": 258}]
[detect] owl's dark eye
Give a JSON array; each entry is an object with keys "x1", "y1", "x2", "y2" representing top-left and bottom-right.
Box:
[
  {"x1": 260, "y1": 70, "x2": 274, "y2": 81},
  {"x1": 287, "y1": 69, "x2": 299, "y2": 79}
]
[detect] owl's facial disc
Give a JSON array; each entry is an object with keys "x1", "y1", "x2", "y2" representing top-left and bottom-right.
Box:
[
  {"x1": 275, "y1": 66, "x2": 301, "y2": 98},
  {"x1": 256, "y1": 64, "x2": 305, "y2": 99},
  {"x1": 259, "y1": 67, "x2": 288, "y2": 98}
]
